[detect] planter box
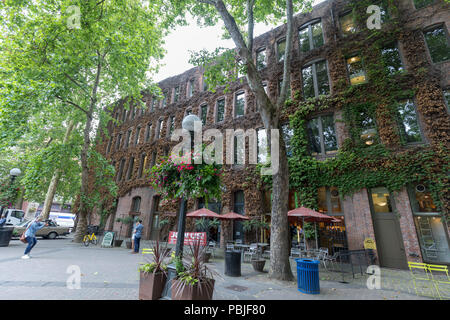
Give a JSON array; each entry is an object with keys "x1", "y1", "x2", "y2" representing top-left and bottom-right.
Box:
[
  {"x1": 139, "y1": 271, "x2": 167, "y2": 300},
  {"x1": 114, "y1": 239, "x2": 123, "y2": 247},
  {"x1": 251, "y1": 259, "x2": 266, "y2": 272},
  {"x1": 171, "y1": 278, "x2": 215, "y2": 300},
  {"x1": 126, "y1": 241, "x2": 132, "y2": 249}
]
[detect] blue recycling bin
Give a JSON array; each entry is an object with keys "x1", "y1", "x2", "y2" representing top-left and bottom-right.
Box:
[{"x1": 295, "y1": 258, "x2": 320, "y2": 294}]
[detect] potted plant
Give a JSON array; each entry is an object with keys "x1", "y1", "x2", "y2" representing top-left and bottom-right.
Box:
[
  {"x1": 115, "y1": 216, "x2": 134, "y2": 247},
  {"x1": 138, "y1": 240, "x2": 170, "y2": 300},
  {"x1": 194, "y1": 218, "x2": 220, "y2": 263},
  {"x1": 171, "y1": 240, "x2": 218, "y2": 300},
  {"x1": 302, "y1": 222, "x2": 316, "y2": 252},
  {"x1": 243, "y1": 219, "x2": 270, "y2": 272}
]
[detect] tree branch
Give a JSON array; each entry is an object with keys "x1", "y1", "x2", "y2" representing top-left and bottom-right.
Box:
[
  {"x1": 247, "y1": 0, "x2": 255, "y2": 53},
  {"x1": 64, "y1": 73, "x2": 92, "y2": 99},
  {"x1": 55, "y1": 95, "x2": 90, "y2": 118}
]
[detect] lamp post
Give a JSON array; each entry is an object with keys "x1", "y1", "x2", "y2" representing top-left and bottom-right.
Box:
[
  {"x1": 161, "y1": 114, "x2": 201, "y2": 300},
  {"x1": 9, "y1": 168, "x2": 21, "y2": 184}
]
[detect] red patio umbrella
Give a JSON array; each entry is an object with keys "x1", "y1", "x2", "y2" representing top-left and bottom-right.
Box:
[
  {"x1": 217, "y1": 212, "x2": 249, "y2": 244},
  {"x1": 288, "y1": 207, "x2": 335, "y2": 249},
  {"x1": 186, "y1": 208, "x2": 222, "y2": 219}
]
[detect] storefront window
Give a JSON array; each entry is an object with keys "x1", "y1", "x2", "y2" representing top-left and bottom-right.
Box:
[{"x1": 318, "y1": 187, "x2": 342, "y2": 215}]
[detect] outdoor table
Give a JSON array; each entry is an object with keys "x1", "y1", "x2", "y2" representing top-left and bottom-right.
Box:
[{"x1": 234, "y1": 244, "x2": 250, "y2": 262}]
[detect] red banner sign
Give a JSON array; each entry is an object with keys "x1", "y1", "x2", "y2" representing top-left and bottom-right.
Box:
[{"x1": 168, "y1": 231, "x2": 207, "y2": 246}]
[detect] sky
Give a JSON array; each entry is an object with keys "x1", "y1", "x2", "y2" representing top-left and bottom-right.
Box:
[{"x1": 153, "y1": 0, "x2": 326, "y2": 82}]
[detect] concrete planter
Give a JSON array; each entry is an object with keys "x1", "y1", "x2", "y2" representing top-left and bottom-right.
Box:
[
  {"x1": 251, "y1": 259, "x2": 266, "y2": 272},
  {"x1": 171, "y1": 278, "x2": 215, "y2": 300},
  {"x1": 114, "y1": 239, "x2": 123, "y2": 247},
  {"x1": 125, "y1": 240, "x2": 132, "y2": 249},
  {"x1": 139, "y1": 271, "x2": 167, "y2": 300}
]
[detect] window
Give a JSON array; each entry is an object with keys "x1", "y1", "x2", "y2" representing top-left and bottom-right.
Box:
[
  {"x1": 318, "y1": 187, "x2": 343, "y2": 215},
  {"x1": 145, "y1": 123, "x2": 152, "y2": 142},
  {"x1": 281, "y1": 124, "x2": 294, "y2": 157},
  {"x1": 117, "y1": 158, "x2": 125, "y2": 181},
  {"x1": 233, "y1": 133, "x2": 244, "y2": 165},
  {"x1": 131, "y1": 106, "x2": 136, "y2": 120},
  {"x1": 407, "y1": 183, "x2": 450, "y2": 263},
  {"x1": 122, "y1": 109, "x2": 127, "y2": 122},
  {"x1": 444, "y1": 89, "x2": 450, "y2": 112},
  {"x1": 187, "y1": 79, "x2": 195, "y2": 98},
  {"x1": 369, "y1": 187, "x2": 393, "y2": 213},
  {"x1": 381, "y1": 43, "x2": 404, "y2": 75},
  {"x1": 356, "y1": 110, "x2": 378, "y2": 145},
  {"x1": 216, "y1": 98, "x2": 225, "y2": 123},
  {"x1": 302, "y1": 60, "x2": 330, "y2": 99},
  {"x1": 278, "y1": 78, "x2": 292, "y2": 98},
  {"x1": 396, "y1": 99, "x2": 423, "y2": 144},
  {"x1": 150, "y1": 152, "x2": 157, "y2": 168},
  {"x1": 138, "y1": 153, "x2": 147, "y2": 178},
  {"x1": 340, "y1": 12, "x2": 358, "y2": 36},
  {"x1": 134, "y1": 127, "x2": 141, "y2": 146},
  {"x1": 234, "y1": 92, "x2": 245, "y2": 117},
  {"x1": 346, "y1": 55, "x2": 367, "y2": 85},
  {"x1": 156, "y1": 119, "x2": 164, "y2": 139},
  {"x1": 168, "y1": 116, "x2": 175, "y2": 137},
  {"x1": 173, "y1": 86, "x2": 180, "y2": 103},
  {"x1": 115, "y1": 133, "x2": 122, "y2": 150},
  {"x1": 125, "y1": 129, "x2": 132, "y2": 148},
  {"x1": 423, "y1": 25, "x2": 450, "y2": 63},
  {"x1": 200, "y1": 104, "x2": 208, "y2": 125},
  {"x1": 151, "y1": 97, "x2": 158, "y2": 111},
  {"x1": 127, "y1": 157, "x2": 134, "y2": 180},
  {"x1": 162, "y1": 92, "x2": 167, "y2": 108},
  {"x1": 307, "y1": 114, "x2": 338, "y2": 156},
  {"x1": 131, "y1": 197, "x2": 141, "y2": 213},
  {"x1": 414, "y1": 0, "x2": 436, "y2": 9},
  {"x1": 299, "y1": 20, "x2": 324, "y2": 52},
  {"x1": 106, "y1": 138, "x2": 112, "y2": 154},
  {"x1": 257, "y1": 128, "x2": 268, "y2": 164},
  {"x1": 256, "y1": 48, "x2": 267, "y2": 70},
  {"x1": 277, "y1": 39, "x2": 286, "y2": 62},
  {"x1": 233, "y1": 191, "x2": 245, "y2": 241}
]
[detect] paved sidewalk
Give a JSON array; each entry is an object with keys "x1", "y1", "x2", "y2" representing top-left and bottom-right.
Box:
[{"x1": 0, "y1": 237, "x2": 432, "y2": 300}]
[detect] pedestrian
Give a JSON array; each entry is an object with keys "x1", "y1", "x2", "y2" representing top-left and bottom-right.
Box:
[
  {"x1": 132, "y1": 219, "x2": 143, "y2": 254},
  {"x1": 21, "y1": 216, "x2": 48, "y2": 260},
  {"x1": 130, "y1": 220, "x2": 137, "y2": 252},
  {"x1": 0, "y1": 215, "x2": 6, "y2": 227}
]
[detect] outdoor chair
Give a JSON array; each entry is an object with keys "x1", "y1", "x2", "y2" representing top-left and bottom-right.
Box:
[
  {"x1": 243, "y1": 243, "x2": 258, "y2": 263},
  {"x1": 323, "y1": 251, "x2": 340, "y2": 271},
  {"x1": 290, "y1": 248, "x2": 301, "y2": 259},
  {"x1": 427, "y1": 264, "x2": 450, "y2": 300},
  {"x1": 235, "y1": 239, "x2": 243, "y2": 245},
  {"x1": 262, "y1": 249, "x2": 270, "y2": 259},
  {"x1": 408, "y1": 262, "x2": 436, "y2": 298},
  {"x1": 139, "y1": 248, "x2": 154, "y2": 266},
  {"x1": 226, "y1": 243, "x2": 235, "y2": 251},
  {"x1": 207, "y1": 241, "x2": 217, "y2": 258}
]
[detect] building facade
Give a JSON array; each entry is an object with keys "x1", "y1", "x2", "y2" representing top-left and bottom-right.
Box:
[{"x1": 94, "y1": 0, "x2": 450, "y2": 268}]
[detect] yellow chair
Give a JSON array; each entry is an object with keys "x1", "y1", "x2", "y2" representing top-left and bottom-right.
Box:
[
  {"x1": 139, "y1": 248, "x2": 153, "y2": 266},
  {"x1": 427, "y1": 264, "x2": 450, "y2": 300},
  {"x1": 408, "y1": 262, "x2": 436, "y2": 298}
]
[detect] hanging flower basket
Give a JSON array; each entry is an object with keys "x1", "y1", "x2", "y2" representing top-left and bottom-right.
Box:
[{"x1": 148, "y1": 151, "x2": 223, "y2": 202}]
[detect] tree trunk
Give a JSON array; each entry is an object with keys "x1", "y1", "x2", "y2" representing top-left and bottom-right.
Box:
[{"x1": 41, "y1": 120, "x2": 75, "y2": 220}]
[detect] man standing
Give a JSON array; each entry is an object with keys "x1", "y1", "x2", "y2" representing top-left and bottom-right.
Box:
[{"x1": 132, "y1": 220, "x2": 143, "y2": 254}]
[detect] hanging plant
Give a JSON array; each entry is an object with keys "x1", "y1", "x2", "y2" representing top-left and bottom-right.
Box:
[{"x1": 148, "y1": 150, "x2": 223, "y2": 203}]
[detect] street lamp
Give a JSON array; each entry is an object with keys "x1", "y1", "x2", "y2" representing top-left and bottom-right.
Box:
[
  {"x1": 9, "y1": 168, "x2": 21, "y2": 184},
  {"x1": 161, "y1": 114, "x2": 201, "y2": 300}
]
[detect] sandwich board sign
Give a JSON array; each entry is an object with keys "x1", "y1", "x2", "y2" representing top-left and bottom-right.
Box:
[{"x1": 101, "y1": 231, "x2": 115, "y2": 248}]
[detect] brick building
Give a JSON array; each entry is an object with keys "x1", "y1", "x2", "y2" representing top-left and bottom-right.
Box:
[{"x1": 93, "y1": 0, "x2": 450, "y2": 269}]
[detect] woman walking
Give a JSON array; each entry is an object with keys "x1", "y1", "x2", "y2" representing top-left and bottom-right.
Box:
[{"x1": 22, "y1": 216, "x2": 47, "y2": 259}]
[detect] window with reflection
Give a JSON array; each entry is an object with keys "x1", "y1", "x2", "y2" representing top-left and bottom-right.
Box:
[
  {"x1": 127, "y1": 157, "x2": 134, "y2": 180},
  {"x1": 277, "y1": 39, "x2": 286, "y2": 62},
  {"x1": 370, "y1": 187, "x2": 393, "y2": 213},
  {"x1": 302, "y1": 60, "x2": 330, "y2": 99},
  {"x1": 318, "y1": 187, "x2": 342, "y2": 215},
  {"x1": 256, "y1": 48, "x2": 267, "y2": 70},
  {"x1": 381, "y1": 43, "x2": 404, "y2": 75},
  {"x1": 173, "y1": 86, "x2": 180, "y2": 103},
  {"x1": 168, "y1": 116, "x2": 175, "y2": 136},
  {"x1": 346, "y1": 55, "x2": 367, "y2": 85},
  {"x1": 307, "y1": 115, "x2": 338, "y2": 156},
  {"x1": 299, "y1": 20, "x2": 324, "y2": 53},
  {"x1": 216, "y1": 98, "x2": 225, "y2": 123},
  {"x1": 340, "y1": 12, "x2": 358, "y2": 35},
  {"x1": 131, "y1": 197, "x2": 141, "y2": 213},
  {"x1": 125, "y1": 129, "x2": 132, "y2": 148},
  {"x1": 408, "y1": 184, "x2": 437, "y2": 213},
  {"x1": 396, "y1": 99, "x2": 422, "y2": 143},
  {"x1": 423, "y1": 25, "x2": 450, "y2": 63},
  {"x1": 235, "y1": 92, "x2": 245, "y2": 117}
]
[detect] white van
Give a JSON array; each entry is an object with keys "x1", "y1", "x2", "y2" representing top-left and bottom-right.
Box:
[
  {"x1": 0, "y1": 208, "x2": 25, "y2": 226},
  {"x1": 48, "y1": 212, "x2": 75, "y2": 228}
]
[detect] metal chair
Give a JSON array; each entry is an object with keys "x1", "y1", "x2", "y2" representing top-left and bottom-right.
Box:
[
  {"x1": 408, "y1": 262, "x2": 436, "y2": 298},
  {"x1": 290, "y1": 247, "x2": 301, "y2": 259},
  {"x1": 226, "y1": 243, "x2": 235, "y2": 251},
  {"x1": 235, "y1": 239, "x2": 243, "y2": 245},
  {"x1": 207, "y1": 241, "x2": 216, "y2": 258},
  {"x1": 262, "y1": 249, "x2": 270, "y2": 259},
  {"x1": 427, "y1": 264, "x2": 450, "y2": 300},
  {"x1": 243, "y1": 243, "x2": 258, "y2": 263}
]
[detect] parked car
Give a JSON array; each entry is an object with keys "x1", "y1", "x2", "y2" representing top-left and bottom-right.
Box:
[{"x1": 12, "y1": 219, "x2": 71, "y2": 239}]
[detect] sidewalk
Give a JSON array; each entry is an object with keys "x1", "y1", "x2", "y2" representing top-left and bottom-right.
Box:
[{"x1": 0, "y1": 237, "x2": 434, "y2": 300}]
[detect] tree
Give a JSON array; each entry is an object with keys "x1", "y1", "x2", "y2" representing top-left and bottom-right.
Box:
[
  {"x1": 0, "y1": 0, "x2": 170, "y2": 241},
  {"x1": 173, "y1": 0, "x2": 313, "y2": 281}
]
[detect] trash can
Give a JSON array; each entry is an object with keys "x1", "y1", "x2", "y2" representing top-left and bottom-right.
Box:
[
  {"x1": 295, "y1": 258, "x2": 320, "y2": 294},
  {"x1": 225, "y1": 250, "x2": 241, "y2": 277},
  {"x1": 0, "y1": 227, "x2": 14, "y2": 247}
]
